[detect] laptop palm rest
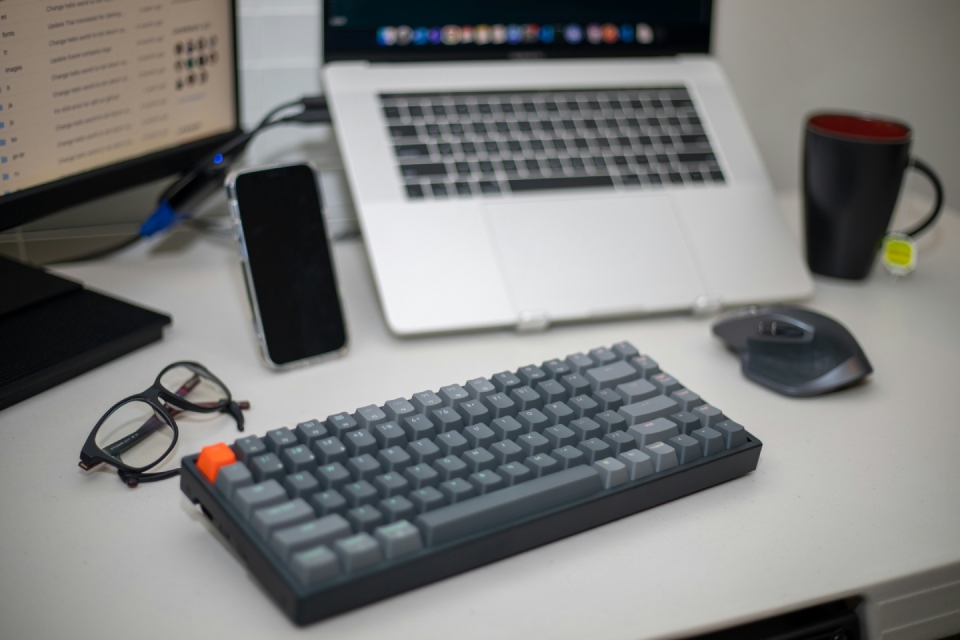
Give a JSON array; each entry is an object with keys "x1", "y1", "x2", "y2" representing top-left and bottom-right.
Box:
[{"x1": 483, "y1": 194, "x2": 705, "y2": 322}]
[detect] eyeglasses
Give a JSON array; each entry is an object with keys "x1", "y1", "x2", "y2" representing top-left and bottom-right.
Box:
[{"x1": 78, "y1": 361, "x2": 248, "y2": 487}]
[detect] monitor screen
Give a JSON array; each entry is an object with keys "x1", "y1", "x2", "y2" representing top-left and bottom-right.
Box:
[
  {"x1": 324, "y1": 0, "x2": 712, "y2": 63},
  {"x1": 0, "y1": 0, "x2": 239, "y2": 232}
]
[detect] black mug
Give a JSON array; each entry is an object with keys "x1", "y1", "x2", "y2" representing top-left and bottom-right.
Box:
[{"x1": 803, "y1": 113, "x2": 943, "y2": 280}]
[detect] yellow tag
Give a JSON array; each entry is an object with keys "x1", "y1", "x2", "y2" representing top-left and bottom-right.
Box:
[{"x1": 881, "y1": 233, "x2": 917, "y2": 276}]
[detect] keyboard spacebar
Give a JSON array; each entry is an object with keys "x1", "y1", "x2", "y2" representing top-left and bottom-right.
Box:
[
  {"x1": 508, "y1": 175, "x2": 614, "y2": 192},
  {"x1": 414, "y1": 466, "x2": 603, "y2": 546}
]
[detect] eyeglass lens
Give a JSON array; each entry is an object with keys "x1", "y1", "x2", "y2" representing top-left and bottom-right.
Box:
[
  {"x1": 158, "y1": 365, "x2": 229, "y2": 408},
  {"x1": 94, "y1": 400, "x2": 176, "y2": 470}
]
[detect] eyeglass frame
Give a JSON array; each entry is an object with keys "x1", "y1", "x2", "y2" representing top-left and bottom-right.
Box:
[{"x1": 78, "y1": 361, "x2": 245, "y2": 487}]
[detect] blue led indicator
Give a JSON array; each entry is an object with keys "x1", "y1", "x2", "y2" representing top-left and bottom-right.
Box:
[{"x1": 213, "y1": 153, "x2": 223, "y2": 164}]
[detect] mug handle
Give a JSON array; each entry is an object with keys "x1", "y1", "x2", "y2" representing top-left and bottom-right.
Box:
[{"x1": 899, "y1": 157, "x2": 944, "y2": 238}]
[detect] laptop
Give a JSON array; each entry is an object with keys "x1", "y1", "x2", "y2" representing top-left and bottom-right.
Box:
[{"x1": 321, "y1": 1, "x2": 813, "y2": 335}]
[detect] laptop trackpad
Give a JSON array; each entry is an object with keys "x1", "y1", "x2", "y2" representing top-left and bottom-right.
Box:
[{"x1": 483, "y1": 195, "x2": 705, "y2": 319}]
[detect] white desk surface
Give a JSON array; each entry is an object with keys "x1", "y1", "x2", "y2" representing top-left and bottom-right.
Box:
[{"x1": 2, "y1": 195, "x2": 959, "y2": 640}]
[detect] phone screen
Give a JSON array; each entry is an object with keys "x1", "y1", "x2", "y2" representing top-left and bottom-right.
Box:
[{"x1": 233, "y1": 164, "x2": 346, "y2": 366}]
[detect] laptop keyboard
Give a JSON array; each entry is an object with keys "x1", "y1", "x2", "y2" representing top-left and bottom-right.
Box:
[{"x1": 380, "y1": 87, "x2": 724, "y2": 199}]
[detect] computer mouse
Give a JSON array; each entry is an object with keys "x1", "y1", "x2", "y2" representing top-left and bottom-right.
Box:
[{"x1": 712, "y1": 305, "x2": 872, "y2": 397}]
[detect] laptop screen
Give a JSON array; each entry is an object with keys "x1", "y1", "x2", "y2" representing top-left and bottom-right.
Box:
[{"x1": 324, "y1": 0, "x2": 712, "y2": 63}]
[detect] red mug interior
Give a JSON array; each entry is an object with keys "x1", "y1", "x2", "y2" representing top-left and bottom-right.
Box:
[{"x1": 808, "y1": 114, "x2": 911, "y2": 142}]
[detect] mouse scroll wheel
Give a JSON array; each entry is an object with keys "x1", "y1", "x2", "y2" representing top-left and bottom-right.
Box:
[{"x1": 757, "y1": 320, "x2": 805, "y2": 338}]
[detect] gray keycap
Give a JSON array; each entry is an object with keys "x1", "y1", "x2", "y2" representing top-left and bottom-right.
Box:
[
  {"x1": 334, "y1": 533, "x2": 382, "y2": 572},
  {"x1": 411, "y1": 390, "x2": 444, "y2": 415},
  {"x1": 544, "y1": 424, "x2": 577, "y2": 449},
  {"x1": 669, "y1": 434, "x2": 702, "y2": 464},
  {"x1": 312, "y1": 437, "x2": 348, "y2": 465},
  {"x1": 233, "y1": 435, "x2": 266, "y2": 462},
  {"x1": 406, "y1": 438, "x2": 441, "y2": 464},
  {"x1": 265, "y1": 427, "x2": 298, "y2": 453},
  {"x1": 436, "y1": 431, "x2": 469, "y2": 456},
  {"x1": 376, "y1": 447, "x2": 412, "y2": 473},
  {"x1": 346, "y1": 454, "x2": 382, "y2": 481},
  {"x1": 569, "y1": 417, "x2": 602, "y2": 441},
  {"x1": 585, "y1": 361, "x2": 639, "y2": 390},
  {"x1": 283, "y1": 472, "x2": 320, "y2": 499},
  {"x1": 542, "y1": 401, "x2": 575, "y2": 426},
  {"x1": 429, "y1": 407, "x2": 464, "y2": 433},
  {"x1": 628, "y1": 355, "x2": 661, "y2": 378},
  {"x1": 616, "y1": 379, "x2": 659, "y2": 404},
  {"x1": 592, "y1": 388, "x2": 624, "y2": 412},
  {"x1": 344, "y1": 429, "x2": 378, "y2": 457},
  {"x1": 525, "y1": 453, "x2": 559, "y2": 477},
  {"x1": 541, "y1": 358, "x2": 573, "y2": 380},
  {"x1": 462, "y1": 447, "x2": 497, "y2": 473},
  {"x1": 510, "y1": 386, "x2": 544, "y2": 411},
  {"x1": 611, "y1": 341, "x2": 640, "y2": 360},
  {"x1": 670, "y1": 411, "x2": 702, "y2": 435},
  {"x1": 409, "y1": 486, "x2": 446, "y2": 513},
  {"x1": 592, "y1": 457, "x2": 629, "y2": 488},
  {"x1": 250, "y1": 453, "x2": 286, "y2": 483},
  {"x1": 469, "y1": 470, "x2": 505, "y2": 494},
  {"x1": 342, "y1": 480, "x2": 379, "y2": 507},
  {"x1": 627, "y1": 417, "x2": 680, "y2": 447},
  {"x1": 670, "y1": 389, "x2": 702, "y2": 412},
  {"x1": 294, "y1": 419, "x2": 327, "y2": 446},
  {"x1": 373, "y1": 472, "x2": 410, "y2": 498},
  {"x1": 401, "y1": 414, "x2": 437, "y2": 441},
  {"x1": 536, "y1": 379, "x2": 569, "y2": 404},
  {"x1": 578, "y1": 438, "x2": 613, "y2": 464},
  {"x1": 458, "y1": 399, "x2": 491, "y2": 425},
  {"x1": 564, "y1": 353, "x2": 595, "y2": 375},
  {"x1": 650, "y1": 373, "x2": 683, "y2": 395},
  {"x1": 251, "y1": 498, "x2": 314, "y2": 538},
  {"x1": 491, "y1": 371, "x2": 523, "y2": 394},
  {"x1": 690, "y1": 426, "x2": 725, "y2": 456},
  {"x1": 324, "y1": 412, "x2": 359, "y2": 437},
  {"x1": 414, "y1": 465, "x2": 602, "y2": 545},
  {"x1": 434, "y1": 456, "x2": 469, "y2": 481},
  {"x1": 347, "y1": 505, "x2": 384, "y2": 533},
  {"x1": 517, "y1": 432, "x2": 551, "y2": 456},
  {"x1": 618, "y1": 395, "x2": 680, "y2": 425},
  {"x1": 440, "y1": 477, "x2": 477, "y2": 503},
  {"x1": 309, "y1": 489, "x2": 348, "y2": 516},
  {"x1": 215, "y1": 461, "x2": 253, "y2": 499},
  {"x1": 483, "y1": 393, "x2": 518, "y2": 419},
  {"x1": 560, "y1": 373, "x2": 592, "y2": 398},
  {"x1": 588, "y1": 347, "x2": 619, "y2": 366},
  {"x1": 354, "y1": 405, "x2": 389, "y2": 430},
  {"x1": 272, "y1": 514, "x2": 351, "y2": 561},
  {"x1": 693, "y1": 404, "x2": 726, "y2": 428},
  {"x1": 291, "y1": 545, "x2": 340, "y2": 584},
  {"x1": 379, "y1": 495, "x2": 416, "y2": 523},
  {"x1": 465, "y1": 377, "x2": 497, "y2": 400},
  {"x1": 491, "y1": 416, "x2": 524, "y2": 440},
  {"x1": 516, "y1": 408, "x2": 549, "y2": 433},
  {"x1": 618, "y1": 449, "x2": 654, "y2": 480},
  {"x1": 439, "y1": 384, "x2": 470, "y2": 408},
  {"x1": 568, "y1": 394, "x2": 600, "y2": 419},
  {"x1": 603, "y1": 430, "x2": 636, "y2": 456},
  {"x1": 463, "y1": 424, "x2": 496, "y2": 450},
  {"x1": 374, "y1": 520, "x2": 424, "y2": 559},
  {"x1": 315, "y1": 462, "x2": 351, "y2": 490},
  {"x1": 552, "y1": 445, "x2": 586, "y2": 469},
  {"x1": 372, "y1": 422, "x2": 407, "y2": 449},
  {"x1": 279, "y1": 445, "x2": 318, "y2": 474},
  {"x1": 403, "y1": 463, "x2": 440, "y2": 489},
  {"x1": 490, "y1": 440, "x2": 524, "y2": 464},
  {"x1": 713, "y1": 420, "x2": 747, "y2": 449},
  {"x1": 642, "y1": 441, "x2": 679, "y2": 472},
  {"x1": 594, "y1": 410, "x2": 627, "y2": 434},
  {"x1": 516, "y1": 365, "x2": 548, "y2": 387},
  {"x1": 383, "y1": 397, "x2": 416, "y2": 423},
  {"x1": 498, "y1": 462, "x2": 533, "y2": 485}
]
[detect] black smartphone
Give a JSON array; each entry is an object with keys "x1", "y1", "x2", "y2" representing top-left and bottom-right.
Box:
[{"x1": 227, "y1": 163, "x2": 347, "y2": 369}]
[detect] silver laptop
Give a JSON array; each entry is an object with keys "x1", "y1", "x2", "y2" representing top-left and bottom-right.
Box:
[{"x1": 321, "y1": 1, "x2": 812, "y2": 335}]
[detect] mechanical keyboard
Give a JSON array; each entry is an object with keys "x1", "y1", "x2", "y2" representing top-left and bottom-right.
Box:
[
  {"x1": 380, "y1": 87, "x2": 725, "y2": 199},
  {"x1": 181, "y1": 342, "x2": 761, "y2": 625}
]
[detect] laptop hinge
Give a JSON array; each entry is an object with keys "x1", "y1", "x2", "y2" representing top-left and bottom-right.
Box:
[{"x1": 516, "y1": 310, "x2": 550, "y2": 332}]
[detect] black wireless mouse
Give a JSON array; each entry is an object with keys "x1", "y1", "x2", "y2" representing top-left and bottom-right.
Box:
[{"x1": 712, "y1": 305, "x2": 872, "y2": 397}]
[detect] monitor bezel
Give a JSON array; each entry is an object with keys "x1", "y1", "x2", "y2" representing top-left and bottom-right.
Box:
[
  {"x1": 323, "y1": 0, "x2": 712, "y2": 63},
  {"x1": 0, "y1": 0, "x2": 243, "y2": 233}
]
